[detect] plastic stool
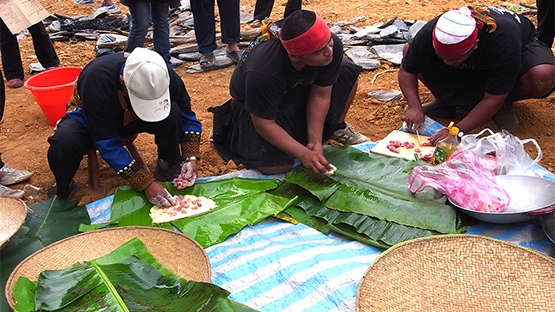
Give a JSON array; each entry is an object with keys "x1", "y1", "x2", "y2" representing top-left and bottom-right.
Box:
[{"x1": 87, "y1": 134, "x2": 149, "y2": 190}]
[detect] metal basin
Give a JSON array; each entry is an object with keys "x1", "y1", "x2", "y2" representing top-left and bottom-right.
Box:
[
  {"x1": 541, "y1": 213, "x2": 555, "y2": 245},
  {"x1": 449, "y1": 175, "x2": 555, "y2": 224}
]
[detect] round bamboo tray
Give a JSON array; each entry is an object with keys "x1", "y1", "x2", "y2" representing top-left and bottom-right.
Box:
[
  {"x1": 357, "y1": 234, "x2": 555, "y2": 311},
  {"x1": 0, "y1": 196, "x2": 27, "y2": 249},
  {"x1": 6, "y1": 226, "x2": 211, "y2": 308}
]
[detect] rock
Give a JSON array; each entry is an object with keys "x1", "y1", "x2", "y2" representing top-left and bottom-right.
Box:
[
  {"x1": 367, "y1": 90, "x2": 403, "y2": 102},
  {"x1": 370, "y1": 44, "x2": 405, "y2": 65},
  {"x1": 344, "y1": 47, "x2": 381, "y2": 70}
]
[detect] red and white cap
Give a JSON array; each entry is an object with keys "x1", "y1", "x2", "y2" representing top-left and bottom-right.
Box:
[{"x1": 432, "y1": 7, "x2": 478, "y2": 57}]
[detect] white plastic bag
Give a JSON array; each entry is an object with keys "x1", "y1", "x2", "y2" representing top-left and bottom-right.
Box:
[{"x1": 459, "y1": 129, "x2": 542, "y2": 176}]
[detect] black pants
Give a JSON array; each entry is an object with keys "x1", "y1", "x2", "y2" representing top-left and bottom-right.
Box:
[
  {"x1": 0, "y1": 69, "x2": 4, "y2": 122},
  {"x1": 253, "y1": 0, "x2": 302, "y2": 21},
  {"x1": 0, "y1": 19, "x2": 59, "y2": 81},
  {"x1": 47, "y1": 103, "x2": 183, "y2": 197},
  {"x1": 537, "y1": 0, "x2": 554, "y2": 47}
]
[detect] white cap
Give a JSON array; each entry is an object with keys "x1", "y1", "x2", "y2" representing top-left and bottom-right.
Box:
[{"x1": 123, "y1": 48, "x2": 171, "y2": 122}]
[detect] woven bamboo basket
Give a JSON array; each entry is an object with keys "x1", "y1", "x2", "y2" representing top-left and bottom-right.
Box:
[
  {"x1": 356, "y1": 234, "x2": 555, "y2": 312},
  {"x1": 0, "y1": 196, "x2": 27, "y2": 249},
  {"x1": 6, "y1": 226, "x2": 211, "y2": 308}
]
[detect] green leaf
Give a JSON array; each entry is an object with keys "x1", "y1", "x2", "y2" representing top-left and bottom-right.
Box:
[
  {"x1": 172, "y1": 192, "x2": 291, "y2": 247},
  {"x1": 1, "y1": 198, "x2": 90, "y2": 311},
  {"x1": 12, "y1": 277, "x2": 36, "y2": 312},
  {"x1": 12, "y1": 238, "x2": 253, "y2": 312},
  {"x1": 110, "y1": 178, "x2": 289, "y2": 247},
  {"x1": 24, "y1": 197, "x2": 90, "y2": 245},
  {"x1": 285, "y1": 146, "x2": 458, "y2": 233},
  {"x1": 271, "y1": 146, "x2": 463, "y2": 247}
]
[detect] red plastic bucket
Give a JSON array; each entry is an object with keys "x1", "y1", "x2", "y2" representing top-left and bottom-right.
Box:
[{"x1": 24, "y1": 67, "x2": 82, "y2": 126}]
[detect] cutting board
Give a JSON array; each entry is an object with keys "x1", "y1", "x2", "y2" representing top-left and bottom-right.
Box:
[{"x1": 370, "y1": 130, "x2": 434, "y2": 161}]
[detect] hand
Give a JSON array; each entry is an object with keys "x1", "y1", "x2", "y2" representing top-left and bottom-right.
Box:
[
  {"x1": 306, "y1": 141, "x2": 324, "y2": 154},
  {"x1": 405, "y1": 106, "x2": 425, "y2": 132},
  {"x1": 144, "y1": 181, "x2": 175, "y2": 207},
  {"x1": 173, "y1": 160, "x2": 197, "y2": 189},
  {"x1": 298, "y1": 148, "x2": 332, "y2": 174},
  {"x1": 429, "y1": 127, "x2": 450, "y2": 145}
]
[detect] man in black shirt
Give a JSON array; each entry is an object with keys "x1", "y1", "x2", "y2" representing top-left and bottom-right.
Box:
[
  {"x1": 400, "y1": 5, "x2": 554, "y2": 143},
  {"x1": 211, "y1": 10, "x2": 370, "y2": 175}
]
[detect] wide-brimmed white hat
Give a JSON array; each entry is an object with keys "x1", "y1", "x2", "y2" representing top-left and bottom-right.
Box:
[{"x1": 123, "y1": 48, "x2": 171, "y2": 122}]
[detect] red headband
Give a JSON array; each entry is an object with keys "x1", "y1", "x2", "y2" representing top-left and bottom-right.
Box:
[
  {"x1": 280, "y1": 14, "x2": 331, "y2": 55},
  {"x1": 432, "y1": 26, "x2": 478, "y2": 57}
]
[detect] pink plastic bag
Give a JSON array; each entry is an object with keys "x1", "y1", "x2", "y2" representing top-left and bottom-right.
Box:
[{"x1": 407, "y1": 150, "x2": 510, "y2": 212}]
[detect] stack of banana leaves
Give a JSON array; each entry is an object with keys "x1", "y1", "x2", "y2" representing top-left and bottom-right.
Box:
[
  {"x1": 273, "y1": 145, "x2": 467, "y2": 249},
  {"x1": 11, "y1": 238, "x2": 257, "y2": 311},
  {"x1": 106, "y1": 145, "x2": 465, "y2": 250}
]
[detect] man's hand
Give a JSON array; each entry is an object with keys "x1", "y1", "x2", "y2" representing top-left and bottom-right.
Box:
[
  {"x1": 429, "y1": 127, "x2": 450, "y2": 145},
  {"x1": 298, "y1": 148, "x2": 333, "y2": 174},
  {"x1": 405, "y1": 106, "x2": 425, "y2": 132},
  {"x1": 173, "y1": 160, "x2": 197, "y2": 189},
  {"x1": 144, "y1": 181, "x2": 175, "y2": 207}
]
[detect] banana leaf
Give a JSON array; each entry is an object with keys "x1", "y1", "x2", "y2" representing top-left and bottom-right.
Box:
[
  {"x1": 285, "y1": 146, "x2": 458, "y2": 234},
  {"x1": 1, "y1": 198, "x2": 90, "y2": 311},
  {"x1": 110, "y1": 177, "x2": 292, "y2": 247},
  {"x1": 273, "y1": 183, "x2": 438, "y2": 248},
  {"x1": 271, "y1": 182, "x2": 334, "y2": 235},
  {"x1": 12, "y1": 238, "x2": 258, "y2": 312}
]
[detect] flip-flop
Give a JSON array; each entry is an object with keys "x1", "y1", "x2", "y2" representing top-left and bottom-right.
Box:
[
  {"x1": 199, "y1": 52, "x2": 215, "y2": 69},
  {"x1": 226, "y1": 50, "x2": 243, "y2": 64}
]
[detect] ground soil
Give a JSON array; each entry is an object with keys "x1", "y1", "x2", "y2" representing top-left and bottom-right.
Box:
[{"x1": 1, "y1": 0, "x2": 553, "y2": 206}]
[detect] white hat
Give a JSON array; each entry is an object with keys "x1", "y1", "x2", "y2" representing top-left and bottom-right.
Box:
[{"x1": 123, "y1": 48, "x2": 171, "y2": 122}]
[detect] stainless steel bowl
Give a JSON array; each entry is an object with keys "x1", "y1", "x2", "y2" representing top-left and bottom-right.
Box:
[
  {"x1": 541, "y1": 213, "x2": 555, "y2": 245},
  {"x1": 449, "y1": 175, "x2": 555, "y2": 224}
]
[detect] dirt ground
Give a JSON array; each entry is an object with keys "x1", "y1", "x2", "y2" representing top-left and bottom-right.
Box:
[{"x1": 1, "y1": 0, "x2": 553, "y2": 206}]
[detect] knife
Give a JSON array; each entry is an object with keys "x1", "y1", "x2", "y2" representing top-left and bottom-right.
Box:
[{"x1": 415, "y1": 129, "x2": 422, "y2": 146}]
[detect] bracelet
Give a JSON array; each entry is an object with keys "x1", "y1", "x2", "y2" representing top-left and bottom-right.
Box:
[{"x1": 183, "y1": 156, "x2": 198, "y2": 162}]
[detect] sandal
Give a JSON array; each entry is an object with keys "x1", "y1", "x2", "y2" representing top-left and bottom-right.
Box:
[
  {"x1": 250, "y1": 19, "x2": 262, "y2": 28},
  {"x1": 226, "y1": 50, "x2": 243, "y2": 64},
  {"x1": 199, "y1": 52, "x2": 215, "y2": 69}
]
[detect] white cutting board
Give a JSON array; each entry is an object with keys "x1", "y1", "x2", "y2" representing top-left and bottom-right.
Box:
[{"x1": 370, "y1": 130, "x2": 434, "y2": 161}]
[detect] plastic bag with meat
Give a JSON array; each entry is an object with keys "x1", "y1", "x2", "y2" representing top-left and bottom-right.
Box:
[{"x1": 407, "y1": 149, "x2": 510, "y2": 212}]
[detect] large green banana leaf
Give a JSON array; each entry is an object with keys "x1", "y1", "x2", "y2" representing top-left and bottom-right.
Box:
[
  {"x1": 1, "y1": 198, "x2": 90, "y2": 311},
  {"x1": 12, "y1": 238, "x2": 258, "y2": 312},
  {"x1": 272, "y1": 183, "x2": 447, "y2": 248},
  {"x1": 270, "y1": 146, "x2": 464, "y2": 248},
  {"x1": 110, "y1": 177, "x2": 293, "y2": 247},
  {"x1": 285, "y1": 146, "x2": 458, "y2": 234}
]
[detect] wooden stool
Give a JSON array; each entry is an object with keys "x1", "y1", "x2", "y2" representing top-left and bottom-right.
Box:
[{"x1": 87, "y1": 134, "x2": 149, "y2": 191}]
